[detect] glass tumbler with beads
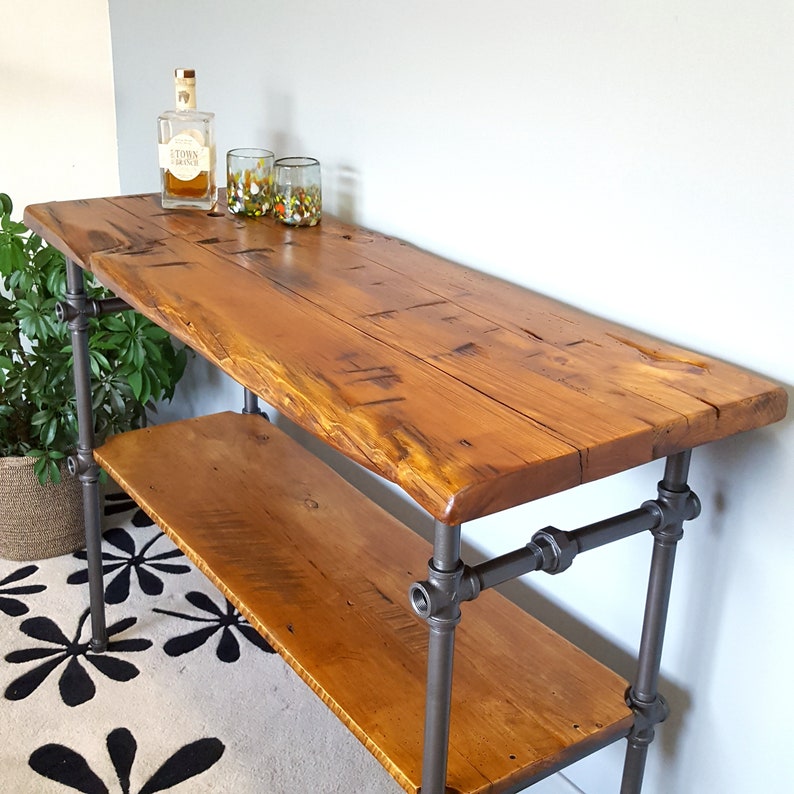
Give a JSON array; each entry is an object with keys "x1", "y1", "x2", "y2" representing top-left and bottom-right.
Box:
[{"x1": 273, "y1": 157, "x2": 322, "y2": 227}]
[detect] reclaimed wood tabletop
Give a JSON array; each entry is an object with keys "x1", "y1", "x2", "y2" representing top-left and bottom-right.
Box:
[{"x1": 25, "y1": 193, "x2": 788, "y2": 525}]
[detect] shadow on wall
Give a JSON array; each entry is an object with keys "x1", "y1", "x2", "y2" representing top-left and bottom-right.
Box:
[
  {"x1": 334, "y1": 164, "x2": 360, "y2": 224},
  {"x1": 659, "y1": 382, "x2": 793, "y2": 763},
  {"x1": 255, "y1": 91, "x2": 362, "y2": 226}
]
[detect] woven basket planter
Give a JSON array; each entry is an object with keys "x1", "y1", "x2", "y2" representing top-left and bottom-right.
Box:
[{"x1": 0, "y1": 456, "x2": 85, "y2": 561}]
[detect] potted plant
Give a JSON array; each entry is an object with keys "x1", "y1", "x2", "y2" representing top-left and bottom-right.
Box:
[{"x1": 0, "y1": 192, "x2": 187, "y2": 559}]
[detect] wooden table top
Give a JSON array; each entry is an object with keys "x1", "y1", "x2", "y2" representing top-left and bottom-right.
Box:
[{"x1": 25, "y1": 193, "x2": 787, "y2": 525}]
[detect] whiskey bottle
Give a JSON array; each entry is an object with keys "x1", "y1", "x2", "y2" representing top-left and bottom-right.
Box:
[{"x1": 157, "y1": 68, "x2": 216, "y2": 209}]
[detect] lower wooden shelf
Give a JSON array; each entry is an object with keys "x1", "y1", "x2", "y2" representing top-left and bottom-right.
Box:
[{"x1": 95, "y1": 411, "x2": 633, "y2": 794}]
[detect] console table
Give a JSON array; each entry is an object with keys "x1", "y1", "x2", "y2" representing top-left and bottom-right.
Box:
[{"x1": 25, "y1": 193, "x2": 787, "y2": 794}]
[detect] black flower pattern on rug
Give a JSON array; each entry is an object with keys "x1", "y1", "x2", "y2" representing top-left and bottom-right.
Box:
[
  {"x1": 104, "y1": 491, "x2": 155, "y2": 527},
  {"x1": 5, "y1": 608, "x2": 152, "y2": 707},
  {"x1": 29, "y1": 726, "x2": 224, "y2": 793},
  {"x1": 0, "y1": 565, "x2": 46, "y2": 617},
  {"x1": 68, "y1": 527, "x2": 191, "y2": 605},
  {"x1": 154, "y1": 591, "x2": 275, "y2": 662}
]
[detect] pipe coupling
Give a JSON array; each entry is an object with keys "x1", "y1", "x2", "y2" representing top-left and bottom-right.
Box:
[{"x1": 529, "y1": 526, "x2": 578, "y2": 574}]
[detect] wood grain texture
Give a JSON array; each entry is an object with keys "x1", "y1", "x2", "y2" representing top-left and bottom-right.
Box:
[
  {"x1": 25, "y1": 194, "x2": 788, "y2": 523},
  {"x1": 94, "y1": 412, "x2": 633, "y2": 794}
]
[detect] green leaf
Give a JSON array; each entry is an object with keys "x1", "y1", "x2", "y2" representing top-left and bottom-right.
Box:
[
  {"x1": 139, "y1": 369, "x2": 152, "y2": 406},
  {"x1": 32, "y1": 454, "x2": 48, "y2": 483},
  {"x1": 142, "y1": 323, "x2": 169, "y2": 340},
  {"x1": 89, "y1": 349, "x2": 112, "y2": 373},
  {"x1": 141, "y1": 337, "x2": 164, "y2": 363},
  {"x1": 128, "y1": 370, "x2": 143, "y2": 402},
  {"x1": 0, "y1": 237, "x2": 28, "y2": 275},
  {"x1": 101, "y1": 316, "x2": 127, "y2": 333},
  {"x1": 48, "y1": 458, "x2": 61, "y2": 484},
  {"x1": 45, "y1": 262, "x2": 67, "y2": 297},
  {"x1": 42, "y1": 417, "x2": 58, "y2": 446},
  {"x1": 30, "y1": 410, "x2": 52, "y2": 426},
  {"x1": 4, "y1": 220, "x2": 27, "y2": 235}
]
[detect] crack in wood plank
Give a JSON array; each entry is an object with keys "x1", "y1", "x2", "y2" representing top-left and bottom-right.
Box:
[{"x1": 607, "y1": 333, "x2": 709, "y2": 370}]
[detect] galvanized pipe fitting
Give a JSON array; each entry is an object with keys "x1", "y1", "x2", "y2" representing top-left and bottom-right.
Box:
[
  {"x1": 643, "y1": 486, "x2": 701, "y2": 543},
  {"x1": 56, "y1": 296, "x2": 131, "y2": 323},
  {"x1": 530, "y1": 526, "x2": 579, "y2": 574},
  {"x1": 67, "y1": 448, "x2": 96, "y2": 478},
  {"x1": 409, "y1": 559, "x2": 468, "y2": 626}
]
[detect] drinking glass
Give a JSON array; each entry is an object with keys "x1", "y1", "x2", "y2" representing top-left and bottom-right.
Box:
[
  {"x1": 273, "y1": 157, "x2": 322, "y2": 226},
  {"x1": 226, "y1": 148, "x2": 275, "y2": 216}
]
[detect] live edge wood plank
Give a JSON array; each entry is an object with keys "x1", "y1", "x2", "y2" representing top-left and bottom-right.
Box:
[
  {"x1": 25, "y1": 194, "x2": 787, "y2": 524},
  {"x1": 94, "y1": 412, "x2": 634, "y2": 794}
]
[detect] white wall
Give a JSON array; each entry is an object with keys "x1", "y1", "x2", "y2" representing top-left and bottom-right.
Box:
[
  {"x1": 0, "y1": 0, "x2": 119, "y2": 216},
  {"x1": 115, "y1": 1, "x2": 794, "y2": 791}
]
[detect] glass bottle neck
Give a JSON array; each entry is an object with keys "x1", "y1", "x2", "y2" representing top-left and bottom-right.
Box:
[{"x1": 174, "y1": 78, "x2": 197, "y2": 111}]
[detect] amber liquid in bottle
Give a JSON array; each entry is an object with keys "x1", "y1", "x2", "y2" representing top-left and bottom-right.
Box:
[
  {"x1": 158, "y1": 68, "x2": 217, "y2": 209},
  {"x1": 163, "y1": 170, "x2": 212, "y2": 200}
]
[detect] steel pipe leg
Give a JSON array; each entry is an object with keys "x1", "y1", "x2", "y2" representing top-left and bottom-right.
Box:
[
  {"x1": 621, "y1": 450, "x2": 696, "y2": 793},
  {"x1": 421, "y1": 620, "x2": 457, "y2": 792},
  {"x1": 418, "y1": 521, "x2": 463, "y2": 794},
  {"x1": 65, "y1": 259, "x2": 107, "y2": 653},
  {"x1": 242, "y1": 387, "x2": 268, "y2": 420},
  {"x1": 72, "y1": 453, "x2": 106, "y2": 652}
]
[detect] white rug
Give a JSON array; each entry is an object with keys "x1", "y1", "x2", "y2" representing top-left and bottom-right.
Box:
[{"x1": 0, "y1": 492, "x2": 401, "y2": 793}]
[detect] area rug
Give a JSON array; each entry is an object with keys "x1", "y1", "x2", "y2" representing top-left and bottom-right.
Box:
[{"x1": 0, "y1": 491, "x2": 402, "y2": 793}]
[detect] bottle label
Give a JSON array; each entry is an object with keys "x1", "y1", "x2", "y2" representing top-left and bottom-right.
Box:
[
  {"x1": 159, "y1": 131, "x2": 209, "y2": 180},
  {"x1": 174, "y1": 77, "x2": 196, "y2": 111}
]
